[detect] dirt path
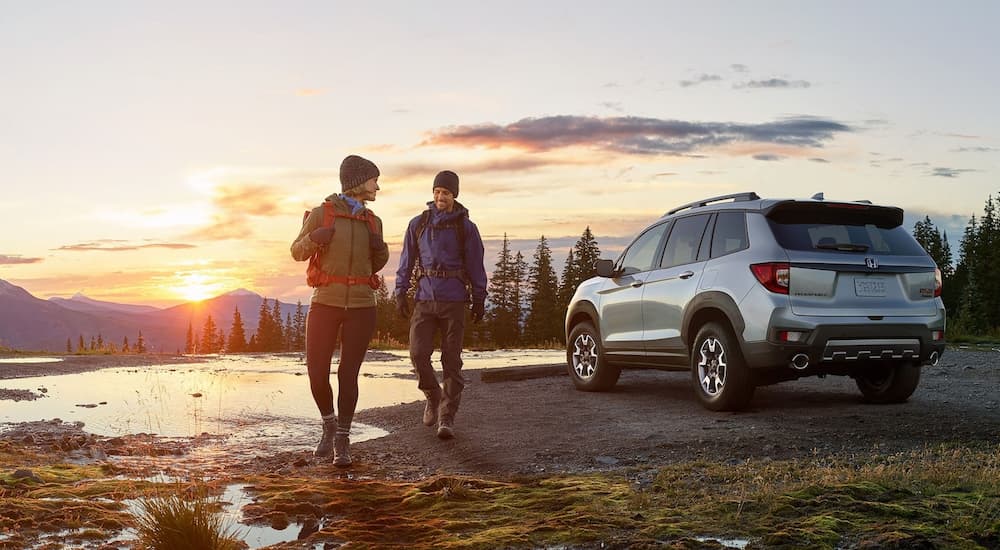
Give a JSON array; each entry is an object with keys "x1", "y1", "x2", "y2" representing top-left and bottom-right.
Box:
[{"x1": 352, "y1": 349, "x2": 1000, "y2": 478}]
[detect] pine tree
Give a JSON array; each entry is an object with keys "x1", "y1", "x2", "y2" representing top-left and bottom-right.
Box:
[
  {"x1": 374, "y1": 275, "x2": 395, "y2": 344},
  {"x1": 122, "y1": 336, "x2": 130, "y2": 354},
  {"x1": 135, "y1": 330, "x2": 146, "y2": 354},
  {"x1": 77, "y1": 334, "x2": 85, "y2": 353},
  {"x1": 185, "y1": 321, "x2": 195, "y2": 354},
  {"x1": 524, "y1": 236, "x2": 562, "y2": 345},
  {"x1": 256, "y1": 297, "x2": 274, "y2": 351},
  {"x1": 228, "y1": 306, "x2": 247, "y2": 352},
  {"x1": 271, "y1": 299, "x2": 285, "y2": 351},
  {"x1": 511, "y1": 250, "x2": 527, "y2": 341},
  {"x1": 487, "y1": 233, "x2": 518, "y2": 348},
  {"x1": 96, "y1": 333, "x2": 104, "y2": 351},
  {"x1": 217, "y1": 327, "x2": 227, "y2": 354},
  {"x1": 90, "y1": 336, "x2": 96, "y2": 351},
  {"x1": 200, "y1": 314, "x2": 219, "y2": 353},
  {"x1": 285, "y1": 312, "x2": 294, "y2": 351},
  {"x1": 293, "y1": 301, "x2": 307, "y2": 352},
  {"x1": 66, "y1": 338, "x2": 72, "y2": 353}
]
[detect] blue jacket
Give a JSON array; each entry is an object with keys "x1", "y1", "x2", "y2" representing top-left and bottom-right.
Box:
[{"x1": 395, "y1": 201, "x2": 488, "y2": 304}]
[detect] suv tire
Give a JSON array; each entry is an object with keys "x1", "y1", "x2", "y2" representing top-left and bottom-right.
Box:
[
  {"x1": 855, "y1": 362, "x2": 921, "y2": 404},
  {"x1": 691, "y1": 322, "x2": 755, "y2": 411},
  {"x1": 567, "y1": 322, "x2": 620, "y2": 391}
]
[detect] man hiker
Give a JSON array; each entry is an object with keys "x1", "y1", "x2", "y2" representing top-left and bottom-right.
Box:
[
  {"x1": 394, "y1": 170, "x2": 487, "y2": 439},
  {"x1": 291, "y1": 154, "x2": 389, "y2": 467}
]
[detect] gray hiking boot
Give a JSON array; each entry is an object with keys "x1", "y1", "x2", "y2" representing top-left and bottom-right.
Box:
[
  {"x1": 333, "y1": 434, "x2": 352, "y2": 467},
  {"x1": 436, "y1": 415, "x2": 455, "y2": 440},
  {"x1": 423, "y1": 388, "x2": 441, "y2": 427},
  {"x1": 314, "y1": 422, "x2": 336, "y2": 458}
]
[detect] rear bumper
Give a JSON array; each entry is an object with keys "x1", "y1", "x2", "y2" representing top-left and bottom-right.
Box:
[{"x1": 742, "y1": 311, "x2": 946, "y2": 369}]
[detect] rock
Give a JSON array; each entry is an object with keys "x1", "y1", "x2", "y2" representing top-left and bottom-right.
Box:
[
  {"x1": 595, "y1": 456, "x2": 619, "y2": 465},
  {"x1": 12, "y1": 469, "x2": 41, "y2": 483}
]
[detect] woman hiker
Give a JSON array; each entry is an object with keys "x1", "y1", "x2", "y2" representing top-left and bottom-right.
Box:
[{"x1": 290, "y1": 154, "x2": 389, "y2": 467}]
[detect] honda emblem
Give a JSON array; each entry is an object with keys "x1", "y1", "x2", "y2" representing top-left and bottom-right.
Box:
[{"x1": 865, "y1": 257, "x2": 879, "y2": 269}]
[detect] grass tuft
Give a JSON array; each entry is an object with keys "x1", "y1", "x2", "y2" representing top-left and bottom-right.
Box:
[{"x1": 134, "y1": 494, "x2": 245, "y2": 550}]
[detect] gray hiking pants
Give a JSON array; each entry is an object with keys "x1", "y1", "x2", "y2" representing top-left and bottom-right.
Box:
[{"x1": 409, "y1": 301, "x2": 466, "y2": 419}]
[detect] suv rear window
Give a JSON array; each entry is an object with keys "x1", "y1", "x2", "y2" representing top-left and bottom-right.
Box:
[{"x1": 766, "y1": 203, "x2": 925, "y2": 256}]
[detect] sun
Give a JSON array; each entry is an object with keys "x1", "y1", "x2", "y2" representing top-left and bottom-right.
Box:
[{"x1": 173, "y1": 272, "x2": 223, "y2": 302}]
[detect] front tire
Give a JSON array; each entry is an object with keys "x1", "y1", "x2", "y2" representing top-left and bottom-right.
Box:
[
  {"x1": 855, "y1": 362, "x2": 921, "y2": 403},
  {"x1": 691, "y1": 322, "x2": 754, "y2": 411},
  {"x1": 567, "y1": 322, "x2": 620, "y2": 391}
]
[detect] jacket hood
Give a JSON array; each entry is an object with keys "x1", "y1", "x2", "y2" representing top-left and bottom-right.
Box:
[{"x1": 326, "y1": 193, "x2": 368, "y2": 215}]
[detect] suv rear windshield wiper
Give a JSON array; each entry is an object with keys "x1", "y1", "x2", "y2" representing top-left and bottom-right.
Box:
[{"x1": 815, "y1": 242, "x2": 870, "y2": 252}]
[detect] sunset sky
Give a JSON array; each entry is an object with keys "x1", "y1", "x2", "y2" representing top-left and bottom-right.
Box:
[{"x1": 2, "y1": 1, "x2": 997, "y2": 307}]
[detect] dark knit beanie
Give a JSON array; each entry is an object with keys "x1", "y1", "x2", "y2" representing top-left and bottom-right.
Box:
[
  {"x1": 339, "y1": 155, "x2": 380, "y2": 192},
  {"x1": 433, "y1": 170, "x2": 459, "y2": 198}
]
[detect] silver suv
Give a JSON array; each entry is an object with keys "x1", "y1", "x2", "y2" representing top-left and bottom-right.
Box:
[{"x1": 564, "y1": 192, "x2": 946, "y2": 411}]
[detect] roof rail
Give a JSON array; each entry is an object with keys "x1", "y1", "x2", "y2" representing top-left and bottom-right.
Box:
[
  {"x1": 665, "y1": 191, "x2": 761, "y2": 216},
  {"x1": 854, "y1": 199, "x2": 873, "y2": 204}
]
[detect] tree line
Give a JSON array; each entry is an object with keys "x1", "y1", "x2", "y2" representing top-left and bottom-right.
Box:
[
  {"x1": 185, "y1": 298, "x2": 307, "y2": 354},
  {"x1": 914, "y1": 192, "x2": 1000, "y2": 337},
  {"x1": 67, "y1": 331, "x2": 147, "y2": 354}
]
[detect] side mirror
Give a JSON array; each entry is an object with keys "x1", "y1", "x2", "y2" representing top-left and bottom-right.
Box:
[{"x1": 594, "y1": 259, "x2": 616, "y2": 278}]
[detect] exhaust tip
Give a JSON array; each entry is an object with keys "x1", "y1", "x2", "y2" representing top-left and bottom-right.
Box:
[
  {"x1": 790, "y1": 353, "x2": 810, "y2": 370},
  {"x1": 928, "y1": 351, "x2": 939, "y2": 366}
]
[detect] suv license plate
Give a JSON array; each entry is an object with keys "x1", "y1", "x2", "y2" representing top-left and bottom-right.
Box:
[{"x1": 855, "y1": 278, "x2": 887, "y2": 297}]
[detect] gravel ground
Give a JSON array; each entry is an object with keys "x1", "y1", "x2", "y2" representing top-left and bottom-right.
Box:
[{"x1": 350, "y1": 348, "x2": 1000, "y2": 478}]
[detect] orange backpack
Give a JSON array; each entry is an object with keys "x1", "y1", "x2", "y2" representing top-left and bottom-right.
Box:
[{"x1": 304, "y1": 200, "x2": 381, "y2": 289}]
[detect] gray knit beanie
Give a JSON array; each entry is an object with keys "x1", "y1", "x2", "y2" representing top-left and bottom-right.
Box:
[
  {"x1": 433, "y1": 170, "x2": 459, "y2": 198},
  {"x1": 339, "y1": 155, "x2": 380, "y2": 192}
]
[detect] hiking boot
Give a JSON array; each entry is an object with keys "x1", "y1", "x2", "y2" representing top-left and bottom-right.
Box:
[
  {"x1": 422, "y1": 389, "x2": 441, "y2": 427},
  {"x1": 436, "y1": 417, "x2": 454, "y2": 440},
  {"x1": 314, "y1": 422, "x2": 336, "y2": 458},
  {"x1": 333, "y1": 434, "x2": 352, "y2": 467}
]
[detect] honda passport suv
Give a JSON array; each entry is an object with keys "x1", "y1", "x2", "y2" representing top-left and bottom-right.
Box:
[{"x1": 564, "y1": 192, "x2": 946, "y2": 411}]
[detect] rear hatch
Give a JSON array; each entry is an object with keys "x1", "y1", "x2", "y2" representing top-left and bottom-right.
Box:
[{"x1": 765, "y1": 201, "x2": 939, "y2": 317}]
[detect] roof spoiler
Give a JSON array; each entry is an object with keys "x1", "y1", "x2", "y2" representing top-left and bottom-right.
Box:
[
  {"x1": 812, "y1": 192, "x2": 872, "y2": 204},
  {"x1": 665, "y1": 192, "x2": 760, "y2": 216}
]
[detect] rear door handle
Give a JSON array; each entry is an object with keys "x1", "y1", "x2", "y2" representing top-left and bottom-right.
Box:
[
  {"x1": 679, "y1": 271, "x2": 695, "y2": 280},
  {"x1": 631, "y1": 281, "x2": 644, "y2": 288}
]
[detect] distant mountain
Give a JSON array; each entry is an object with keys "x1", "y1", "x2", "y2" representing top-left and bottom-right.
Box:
[
  {"x1": 0, "y1": 279, "x2": 306, "y2": 352},
  {"x1": 50, "y1": 293, "x2": 161, "y2": 315},
  {"x1": 0, "y1": 280, "x2": 142, "y2": 352}
]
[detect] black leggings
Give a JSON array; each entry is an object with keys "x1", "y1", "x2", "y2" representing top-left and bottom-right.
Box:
[{"x1": 305, "y1": 303, "x2": 376, "y2": 429}]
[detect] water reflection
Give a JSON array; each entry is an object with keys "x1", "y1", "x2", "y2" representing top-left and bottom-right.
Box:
[{"x1": 0, "y1": 357, "x2": 63, "y2": 363}]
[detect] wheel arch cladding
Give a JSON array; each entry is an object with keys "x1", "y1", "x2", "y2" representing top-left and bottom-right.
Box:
[{"x1": 683, "y1": 291, "x2": 746, "y2": 350}]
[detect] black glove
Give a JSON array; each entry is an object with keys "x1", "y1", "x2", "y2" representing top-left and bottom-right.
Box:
[
  {"x1": 396, "y1": 294, "x2": 411, "y2": 318},
  {"x1": 471, "y1": 301, "x2": 485, "y2": 324},
  {"x1": 370, "y1": 231, "x2": 385, "y2": 251},
  {"x1": 309, "y1": 226, "x2": 335, "y2": 245}
]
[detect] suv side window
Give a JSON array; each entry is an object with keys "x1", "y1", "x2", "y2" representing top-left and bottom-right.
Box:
[
  {"x1": 711, "y1": 211, "x2": 748, "y2": 258},
  {"x1": 660, "y1": 214, "x2": 711, "y2": 268},
  {"x1": 619, "y1": 222, "x2": 670, "y2": 275}
]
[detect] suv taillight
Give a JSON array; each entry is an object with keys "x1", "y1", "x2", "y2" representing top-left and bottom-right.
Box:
[
  {"x1": 935, "y1": 267, "x2": 942, "y2": 297},
  {"x1": 751, "y1": 262, "x2": 790, "y2": 294}
]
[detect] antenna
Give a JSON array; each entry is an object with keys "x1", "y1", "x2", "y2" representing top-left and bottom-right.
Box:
[{"x1": 811, "y1": 192, "x2": 824, "y2": 200}]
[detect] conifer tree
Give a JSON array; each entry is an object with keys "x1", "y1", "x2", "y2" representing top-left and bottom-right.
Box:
[
  {"x1": 66, "y1": 338, "x2": 72, "y2": 353},
  {"x1": 97, "y1": 333, "x2": 104, "y2": 351},
  {"x1": 511, "y1": 250, "x2": 528, "y2": 341},
  {"x1": 228, "y1": 306, "x2": 247, "y2": 353},
  {"x1": 185, "y1": 321, "x2": 195, "y2": 354},
  {"x1": 285, "y1": 312, "x2": 294, "y2": 351},
  {"x1": 293, "y1": 301, "x2": 306, "y2": 351},
  {"x1": 201, "y1": 314, "x2": 219, "y2": 354},
  {"x1": 135, "y1": 330, "x2": 146, "y2": 354},
  {"x1": 78, "y1": 334, "x2": 85, "y2": 353},
  {"x1": 524, "y1": 236, "x2": 562, "y2": 345},
  {"x1": 271, "y1": 299, "x2": 285, "y2": 351},
  {"x1": 122, "y1": 335, "x2": 130, "y2": 354},
  {"x1": 256, "y1": 297, "x2": 274, "y2": 351},
  {"x1": 487, "y1": 233, "x2": 519, "y2": 347}
]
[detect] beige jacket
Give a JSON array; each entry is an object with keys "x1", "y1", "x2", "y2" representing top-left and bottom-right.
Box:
[{"x1": 291, "y1": 194, "x2": 389, "y2": 308}]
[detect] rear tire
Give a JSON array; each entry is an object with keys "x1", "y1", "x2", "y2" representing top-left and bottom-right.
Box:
[
  {"x1": 691, "y1": 322, "x2": 754, "y2": 411},
  {"x1": 855, "y1": 362, "x2": 921, "y2": 403},
  {"x1": 567, "y1": 322, "x2": 620, "y2": 391}
]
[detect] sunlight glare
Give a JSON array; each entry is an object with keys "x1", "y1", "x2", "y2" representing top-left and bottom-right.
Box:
[{"x1": 173, "y1": 271, "x2": 224, "y2": 302}]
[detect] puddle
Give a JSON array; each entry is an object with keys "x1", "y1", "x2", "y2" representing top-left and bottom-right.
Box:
[
  {"x1": 0, "y1": 357, "x2": 64, "y2": 363},
  {"x1": 694, "y1": 536, "x2": 750, "y2": 549}
]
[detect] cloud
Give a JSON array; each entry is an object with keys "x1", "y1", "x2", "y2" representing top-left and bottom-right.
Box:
[
  {"x1": 679, "y1": 74, "x2": 722, "y2": 87},
  {"x1": 187, "y1": 183, "x2": 290, "y2": 240},
  {"x1": 0, "y1": 254, "x2": 43, "y2": 265},
  {"x1": 930, "y1": 167, "x2": 978, "y2": 178},
  {"x1": 730, "y1": 64, "x2": 749, "y2": 73},
  {"x1": 753, "y1": 154, "x2": 783, "y2": 161},
  {"x1": 736, "y1": 78, "x2": 811, "y2": 89},
  {"x1": 600, "y1": 101, "x2": 624, "y2": 112},
  {"x1": 55, "y1": 241, "x2": 196, "y2": 252},
  {"x1": 809, "y1": 157, "x2": 830, "y2": 163},
  {"x1": 951, "y1": 146, "x2": 998, "y2": 153},
  {"x1": 422, "y1": 115, "x2": 852, "y2": 156}
]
